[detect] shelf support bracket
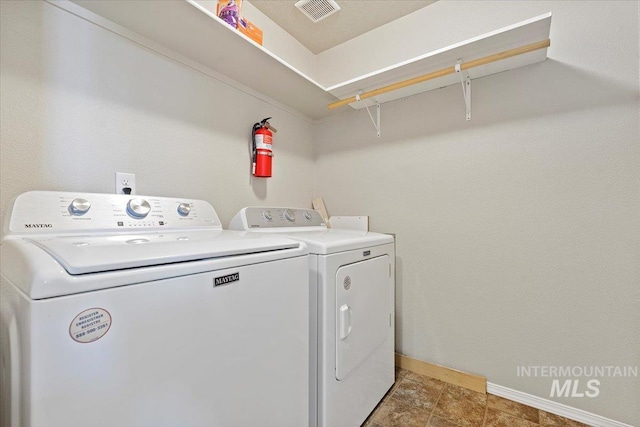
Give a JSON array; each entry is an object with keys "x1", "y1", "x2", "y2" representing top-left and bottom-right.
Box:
[
  {"x1": 357, "y1": 93, "x2": 381, "y2": 137},
  {"x1": 455, "y1": 61, "x2": 472, "y2": 121}
]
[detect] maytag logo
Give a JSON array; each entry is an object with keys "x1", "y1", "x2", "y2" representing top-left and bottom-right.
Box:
[
  {"x1": 214, "y1": 272, "x2": 239, "y2": 287},
  {"x1": 24, "y1": 223, "x2": 53, "y2": 229}
]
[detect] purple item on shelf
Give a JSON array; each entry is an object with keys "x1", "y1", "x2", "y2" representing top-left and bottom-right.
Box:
[{"x1": 219, "y1": 0, "x2": 240, "y2": 29}]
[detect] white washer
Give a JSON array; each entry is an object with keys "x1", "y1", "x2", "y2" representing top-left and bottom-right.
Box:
[
  {"x1": 230, "y1": 207, "x2": 395, "y2": 427},
  {"x1": 0, "y1": 191, "x2": 310, "y2": 427}
]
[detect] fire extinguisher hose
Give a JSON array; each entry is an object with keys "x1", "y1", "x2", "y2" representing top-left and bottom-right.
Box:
[{"x1": 251, "y1": 121, "x2": 260, "y2": 171}]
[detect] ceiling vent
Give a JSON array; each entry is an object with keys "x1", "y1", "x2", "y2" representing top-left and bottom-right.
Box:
[{"x1": 295, "y1": 0, "x2": 341, "y2": 23}]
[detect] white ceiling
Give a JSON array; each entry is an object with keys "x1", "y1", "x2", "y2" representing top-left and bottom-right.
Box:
[{"x1": 250, "y1": 0, "x2": 437, "y2": 54}]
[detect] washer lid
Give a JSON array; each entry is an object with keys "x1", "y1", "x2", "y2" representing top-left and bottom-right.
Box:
[{"x1": 26, "y1": 230, "x2": 300, "y2": 275}]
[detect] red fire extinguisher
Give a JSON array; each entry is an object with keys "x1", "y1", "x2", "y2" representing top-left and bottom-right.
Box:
[{"x1": 252, "y1": 117, "x2": 277, "y2": 178}]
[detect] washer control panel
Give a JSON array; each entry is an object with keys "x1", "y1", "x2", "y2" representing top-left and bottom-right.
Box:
[
  {"x1": 239, "y1": 207, "x2": 325, "y2": 229},
  {"x1": 6, "y1": 191, "x2": 222, "y2": 234}
]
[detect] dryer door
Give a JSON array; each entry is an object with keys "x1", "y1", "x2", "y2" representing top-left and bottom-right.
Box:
[{"x1": 335, "y1": 255, "x2": 391, "y2": 380}]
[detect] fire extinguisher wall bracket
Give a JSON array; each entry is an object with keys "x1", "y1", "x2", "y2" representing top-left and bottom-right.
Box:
[{"x1": 252, "y1": 117, "x2": 274, "y2": 178}]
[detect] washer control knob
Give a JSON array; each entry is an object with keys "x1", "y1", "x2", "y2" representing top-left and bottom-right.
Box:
[
  {"x1": 262, "y1": 210, "x2": 273, "y2": 221},
  {"x1": 304, "y1": 211, "x2": 313, "y2": 221},
  {"x1": 68, "y1": 198, "x2": 91, "y2": 216},
  {"x1": 127, "y1": 198, "x2": 151, "y2": 219},
  {"x1": 284, "y1": 209, "x2": 296, "y2": 222},
  {"x1": 177, "y1": 203, "x2": 191, "y2": 217}
]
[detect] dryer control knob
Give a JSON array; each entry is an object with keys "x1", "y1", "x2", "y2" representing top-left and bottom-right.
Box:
[
  {"x1": 127, "y1": 198, "x2": 151, "y2": 219},
  {"x1": 284, "y1": 209, "x2": 296, "y2": 222},
  {"x1": 262, "y1": 210, "x2": 273, "y2": 221},
  {"x1": 304, "y1": 211, "x2": 313, "y2": 221},
  {"x1": 177, "y1": 203, "x2": 191, "y2": 217},
  {"x1": 69, "y1": 198, "x2": 91, "y2": 215}
]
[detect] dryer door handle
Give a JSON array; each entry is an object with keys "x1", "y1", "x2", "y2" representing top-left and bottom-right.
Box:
[{"x1": 339, "y1": 304, "x2": 352, "y2": 340}]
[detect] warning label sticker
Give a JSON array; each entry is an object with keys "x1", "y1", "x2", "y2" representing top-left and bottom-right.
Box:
[
  {"x1": 255, "y1": 134, "x2": 272, "y2": 150},
  {"x1": 69, "y1": 308, "x2": 112, "y2": 343}
]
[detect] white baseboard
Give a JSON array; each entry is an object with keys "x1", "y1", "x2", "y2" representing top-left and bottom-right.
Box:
[{"x1": 487, "y1": 382, "x2": 634, "y2": 427}]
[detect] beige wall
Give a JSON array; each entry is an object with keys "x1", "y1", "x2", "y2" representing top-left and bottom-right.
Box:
[
  {"x1": 315, "y1": 1, "x2": 639, "y2": 425},
  {"x1": 0, "y1": 0, "x2": 315, "y2": 228}
]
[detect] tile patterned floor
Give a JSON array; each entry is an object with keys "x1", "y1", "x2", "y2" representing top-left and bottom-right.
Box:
[{"x1": 361, "y1": 368, "x2": 591, "y2": 427}]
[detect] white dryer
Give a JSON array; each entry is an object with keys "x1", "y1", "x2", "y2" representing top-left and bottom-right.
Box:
[
  {"x1": 0, "y1": 192, "x2": 310, "y2": 427},
  {"x1": 230, "y1": 207, "x2": 395, "y2": 427}
]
